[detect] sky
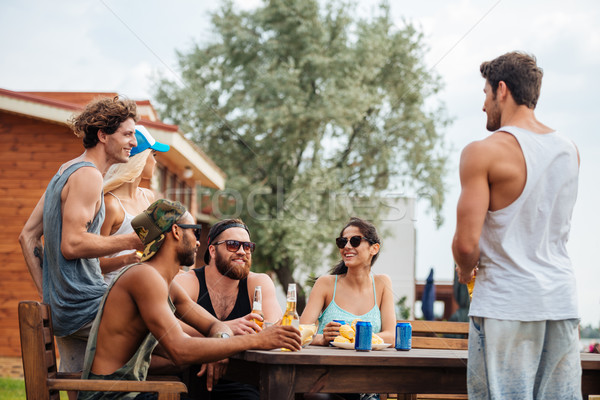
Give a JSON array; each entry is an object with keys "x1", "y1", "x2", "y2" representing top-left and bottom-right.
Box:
[{"x1": 1, "y1": 0, "x2": 598, "y2": 326}]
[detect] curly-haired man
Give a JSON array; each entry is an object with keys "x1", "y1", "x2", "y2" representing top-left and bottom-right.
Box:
[{"x1": 19, "y1": 96, "x2": 144, "y2": 385}]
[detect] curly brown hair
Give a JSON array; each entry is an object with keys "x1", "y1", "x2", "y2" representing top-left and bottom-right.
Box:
[
  {"x1": 69, "y1": 96, "x2": 139, "y2": 148},
  {"x1": 480, "y1": 51, "x2": 543, "y2": 109}
]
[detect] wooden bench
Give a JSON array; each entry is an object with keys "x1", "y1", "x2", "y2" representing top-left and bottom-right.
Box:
[
  {"x1": 18, "y1": 300, "x2": 187, "y2": 400},
  {"x1": 389, "y1": 320, "x2": 469, "y2": 400},
  {"x1": 403, "y1": 320, "x2": 469, "y2": 351}
]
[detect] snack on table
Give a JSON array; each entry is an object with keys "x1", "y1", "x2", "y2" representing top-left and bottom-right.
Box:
[
  {"x1": 299, "y1": 324, "x2": 318, "y2": 347},
  {"x1": 333, "y1": 335, "x2": 351, "y2": 343},
  {"x1": 339, "y1": 324, "x2": 356, "y2": 341},
  {"x1": 371, "y1": 333, "x2": 384, "y2": 345}
]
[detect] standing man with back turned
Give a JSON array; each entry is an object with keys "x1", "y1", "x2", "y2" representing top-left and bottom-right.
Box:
[
  {"x1": 452, "y1": 52, "x2": 581, "y2": 399},
  {"x1": 18, "y1": 97, "x2": 144, "y2": 380}
]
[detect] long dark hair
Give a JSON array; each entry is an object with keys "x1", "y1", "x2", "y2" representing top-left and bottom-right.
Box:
[{"x1": 330, "y1": 217, "x2": 381, "y2": 275}]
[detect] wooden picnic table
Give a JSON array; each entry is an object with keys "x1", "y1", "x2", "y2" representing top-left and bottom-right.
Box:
[{"x1": 224, "y1": 345, "x2": 600, "y2": 400}]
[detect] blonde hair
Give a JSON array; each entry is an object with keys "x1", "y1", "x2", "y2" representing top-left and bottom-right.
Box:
[{"x1": 103, "y1": 149, "x2": 151, "y2": 193}]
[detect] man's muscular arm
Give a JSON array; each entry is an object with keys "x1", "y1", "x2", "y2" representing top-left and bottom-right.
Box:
[
  {"x1": 132, "y1": 269, "x2": 300, "y2": 367},
  {"x1": 452, "y1": 141, "x2": 490, "y2": 284},
  {"x1": 19, "y1": 194, "x2": 45, "y2": 297},
  {"x1": 60, "y1": 167, "x2": 142, "y2": 260}
]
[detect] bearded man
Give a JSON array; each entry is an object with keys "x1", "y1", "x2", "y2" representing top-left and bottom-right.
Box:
[{"x1": 175, "y1": 218, "x2": 282, "y2": 400}]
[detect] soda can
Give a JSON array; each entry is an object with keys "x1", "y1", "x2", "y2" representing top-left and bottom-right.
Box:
[
  {"x1": 354, "y1": 321, "x2": 373, "y2": 351},
  {"x1": 395, "y1": 322, "x2": 412, "y2": 351},
  {"x1": 328, "y1": 320, "x2": 348, "y2": 346}
]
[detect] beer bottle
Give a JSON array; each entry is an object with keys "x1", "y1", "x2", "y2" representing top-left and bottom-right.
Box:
[
  {"x1": 281, "y1": 283, "x2": 299, "y2": 329},
  {"x1": 467, "y1": 269, "x2": 477, "y2": 300},
  {"x1": 252, "y1": 286, "x2": 264, "y2": 328}
]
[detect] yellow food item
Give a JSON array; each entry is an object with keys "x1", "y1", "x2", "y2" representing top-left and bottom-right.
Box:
[
  {"x1": 333, "y1": 335, "x2": 351, "y2": 343},
  {"x1": 339, "y1": 324, "x2": 356, "y2": 341},
  {"x1": 299, "y1": 324, "x2": 318, "y2": 346},
  {"x1": 350, "y1": 319, "x2": 360, "y2": 330},
  {"x1": 371, "y1": 334, "x2": 384, "y2": 345}
]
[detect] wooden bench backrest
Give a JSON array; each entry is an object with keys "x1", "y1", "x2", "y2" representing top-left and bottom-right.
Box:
[{"x1": 397, "y1": 320, "x2": 469, "y2": 351}]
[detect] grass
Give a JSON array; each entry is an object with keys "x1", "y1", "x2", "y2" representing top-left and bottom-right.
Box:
[
  {"x1": 0, "y1": 377, "x2": 68, "y2": 400},
  {"x1": 0, "y1": 377, "x2": 25, "y2": 400}
]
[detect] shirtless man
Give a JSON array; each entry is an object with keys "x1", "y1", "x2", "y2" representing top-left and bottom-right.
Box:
[
  {"x1": 18, "y1": 97, "x2": 143, "y2": 381},
  {"x1": 78, "y1": 200, "x2": 301, "y2": 400},
  {"x1": 452, "y1": 52, "x2": 581, "y2": 399}
]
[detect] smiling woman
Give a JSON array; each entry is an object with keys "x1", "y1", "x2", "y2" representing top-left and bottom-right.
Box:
[
  {"x1": 300, "y1": 218, "x2": 398, "y2": 399},
  {"x1": 300, "y1": 218, "x2": 397, "y2": 346}
]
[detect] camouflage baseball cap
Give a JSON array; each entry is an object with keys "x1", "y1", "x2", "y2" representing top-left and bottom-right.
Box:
[{"x1": 131, "y1": 199, "x2": 187, "y2": 261}]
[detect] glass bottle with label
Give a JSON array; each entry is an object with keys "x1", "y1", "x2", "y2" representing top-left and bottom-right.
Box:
[
  {"x1": 252, "y1": 286, "x2": 264, "y2": 328},
  {"x1": 281, "y1": 283, "x2": 299, "y2": 329}
]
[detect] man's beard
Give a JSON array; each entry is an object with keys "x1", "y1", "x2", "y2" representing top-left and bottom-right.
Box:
[
  {"x1": 486, "y1": 111, "x2": 501, "y2": 131},
  {"x1": 486, "y1": 97, "x2": 502, "y2": 132},
  {"x1": 177, "y1": 234, "x2": 197, "y2": 267},
  {"x1": 215, "y1": 249, "x2": 251, "y2": 280}
]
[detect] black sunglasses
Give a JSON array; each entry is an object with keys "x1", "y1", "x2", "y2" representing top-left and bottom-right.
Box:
[
  {"x1": 213, "y1": 240, "x2": 256, "y2": 253},
  {"x1": 176, "y1": 224, "x2": 202, "y2": 241},
  {"x1": 335, "y1": 236, "x2": 374, "y2": 249}
]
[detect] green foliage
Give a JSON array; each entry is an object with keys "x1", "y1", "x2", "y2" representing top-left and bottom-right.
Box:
[
  {"x1": 154, "y1": 0, "x2": 449, "y2": 307},
  {"x1": 581, "y1": 324, "x2": 600, "y2": 338},
  {"x1": 395, "y1": 295, "x2": 411, "y2": 320}
]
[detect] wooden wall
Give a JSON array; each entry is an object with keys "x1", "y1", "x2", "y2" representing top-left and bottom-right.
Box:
[{"x1": 0, "y1": 111, "x2": 82, "y2": 357}]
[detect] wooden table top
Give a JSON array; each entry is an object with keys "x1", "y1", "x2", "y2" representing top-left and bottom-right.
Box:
[
  {"x1": 232, "y1": 345, "x2": 469, "y2": 368},
  {"x1": 227, "y1": 346, "x2": 600, "y2": 398},
  {"x1": 232, "y1": 345, "x2": 600, "y2": 371}
]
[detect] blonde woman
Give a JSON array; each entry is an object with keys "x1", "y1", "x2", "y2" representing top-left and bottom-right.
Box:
[{"x1": 100, "y1": 125, "x2": 169, "y2": 285}]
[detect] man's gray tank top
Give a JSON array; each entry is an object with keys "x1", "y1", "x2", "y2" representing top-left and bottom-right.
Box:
[{"x1": 43, "y1": 161, "x2": 108, "y2": 337}]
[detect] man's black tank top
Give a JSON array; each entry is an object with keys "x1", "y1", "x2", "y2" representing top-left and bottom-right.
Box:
[
  {"x1": 187, "y1": 267, "x2": 259, "y2": 399},
  {"x1": 193, "y1": 266, "x2": 251, "y2": 320}
]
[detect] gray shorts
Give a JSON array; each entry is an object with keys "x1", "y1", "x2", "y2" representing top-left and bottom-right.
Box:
[
  {"x1": 468, "y1": 317, "x2": 582, "y2": 400},
  {"x1": 55, "y1": 320, "x2": 93, "y2": 373}
]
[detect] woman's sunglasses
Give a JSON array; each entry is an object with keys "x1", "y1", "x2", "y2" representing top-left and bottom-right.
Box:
[
  {"x1": 176, "y1": 224, "x2": 202, "y2": 241},
  {"x1": 213, "y1": 240, "x2": 256, "y2": 253},
  {"x1": 335, "y1": 236, "x2": 374, "y2": 249}
]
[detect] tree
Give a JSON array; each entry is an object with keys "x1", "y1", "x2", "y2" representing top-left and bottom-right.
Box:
[{"x1": 154, "y1": 0, "x2": 449, "y2": 311}]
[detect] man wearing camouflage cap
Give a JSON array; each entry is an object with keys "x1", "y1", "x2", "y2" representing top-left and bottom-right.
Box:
[{"x1": 79, "y1": 199, "x2": 301, "y2": 400}]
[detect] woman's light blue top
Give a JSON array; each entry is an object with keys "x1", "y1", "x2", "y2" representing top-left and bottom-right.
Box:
[{"x1": 317, "y1": 274, "x2": 381, "y2": 333}]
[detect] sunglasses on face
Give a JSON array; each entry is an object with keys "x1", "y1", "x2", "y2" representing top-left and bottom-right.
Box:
[
  {"x1": 176, "y1": 224, "x2": 202, "y2": 241},
  {"x1": 213, "y1": 240, "x2": 256, "y2": 253},
  {"x1": 335, "y1": 236, "x2": 373, "y2": 249}
]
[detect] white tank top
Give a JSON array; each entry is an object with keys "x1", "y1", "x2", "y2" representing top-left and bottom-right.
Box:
[
  {"x1": 103, "y1": 190, "x2": 150, "y2": 285},
  {"x1": 469, "y1": 126, "x2": 579, "y2": 321}
]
